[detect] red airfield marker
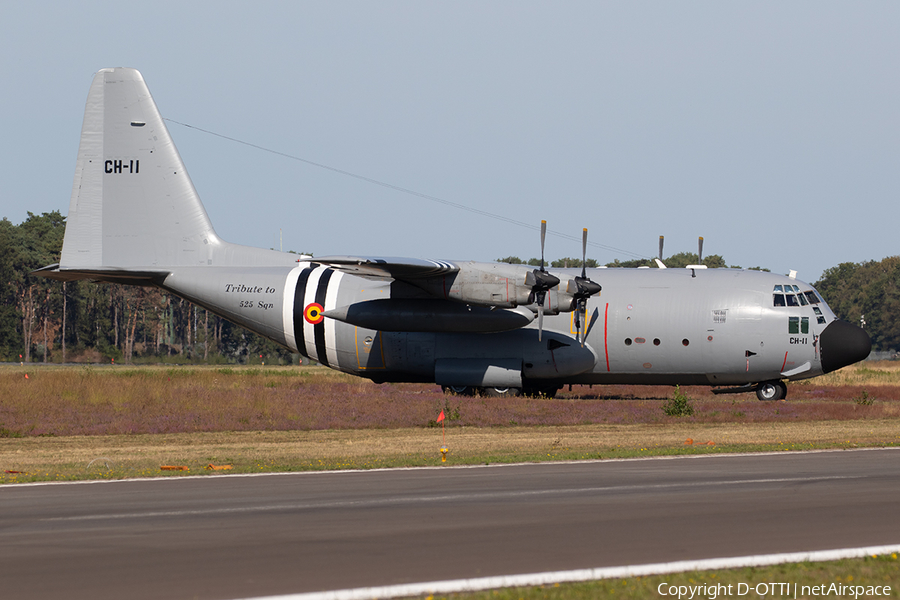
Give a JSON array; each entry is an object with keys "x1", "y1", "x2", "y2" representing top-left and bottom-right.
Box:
[{"x1": 437, "y1": 410, "x2": 448, "y2": 462}]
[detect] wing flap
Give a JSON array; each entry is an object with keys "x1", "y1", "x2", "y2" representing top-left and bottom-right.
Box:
[{"x1": 313, "y1": 256, "x2": 458, "y2": 280}]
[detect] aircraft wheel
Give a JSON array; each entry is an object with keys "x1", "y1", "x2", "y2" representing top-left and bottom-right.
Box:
[
  {"x1": 481, "y1": 386, "x2": 522, "y2": 398},
  {"x1": 442, "y1": 385, "x2": 475, "y2": 396},
  {"x1": 756, "y1": 380, "x2": 787, "y2": 401}
]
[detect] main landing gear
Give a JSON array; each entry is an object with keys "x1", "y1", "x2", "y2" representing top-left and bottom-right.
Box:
[
  {"x1": 441, "y1": 385, "x2": 560, "y2": 399},
  {"x1": 756, "y1": 380, "x2": 788, "y2": 401}
]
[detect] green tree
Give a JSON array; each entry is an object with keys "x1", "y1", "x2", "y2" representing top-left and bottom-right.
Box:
[
  {"x1": 6, "y1": 212, "x2": 66, "y2": 362},
  {"x1": 815, "y1": 257, "x2": 900, "y2": 352},
  {"x1": 550, "y1": 257, "x2": 599, "y2": 269},
  {"x1": 0, "y1": 219, "x2": 22, "y2": 357},
  {"x1": 660, "y1": 252, "x2": 726, "y2": 269},
  {"x1": 495, "y1": 256, "x2": 525, "y2": 264},
  {"x1": 605, "y1": 258, "x2": 654, "y2": 268}
]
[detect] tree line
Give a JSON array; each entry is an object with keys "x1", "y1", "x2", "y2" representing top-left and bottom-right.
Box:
[
  {"x1": 1, "y1": 212, "x2": 896, "y2": 363},
  {"x1": 0, "y1": 212, "x2": 292, "y2": 364}
]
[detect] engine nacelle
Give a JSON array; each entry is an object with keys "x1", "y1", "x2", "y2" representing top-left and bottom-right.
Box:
[
  {"x1": 412, "y1": 262, "x2": 578, "y2": 314},
  {"x1": 323, "y1": 299, "x2": 535, "y2": 333}
]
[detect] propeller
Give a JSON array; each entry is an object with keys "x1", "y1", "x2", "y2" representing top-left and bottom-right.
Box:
[
  {"x1": 655, "y1": 235, "x2": 667, "y2": 268},
  {"x1": 698, "y1": 236, "x2": 704, "y2": 264},
  {"x1": 525, "y1": 220, "x2": 560, "y2": 341},
  {"x1": 570, "y1": 228, "x2": 602, "y2": 345}
]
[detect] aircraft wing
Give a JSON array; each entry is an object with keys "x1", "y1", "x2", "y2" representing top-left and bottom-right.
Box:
[{"x1": 313, "y1": 256, "x2": 459, "y2": 281}]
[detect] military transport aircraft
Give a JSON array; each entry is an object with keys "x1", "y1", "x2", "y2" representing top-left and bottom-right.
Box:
[{"x1": 37, "y1": 68, "x2": 871, "y2": 400}]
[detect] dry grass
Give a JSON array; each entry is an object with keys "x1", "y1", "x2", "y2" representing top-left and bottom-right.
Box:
[
  {"x1": 3, "y1": 419, "x2": 899, "y2": 483},
  {"x1": 1, "y1": 361, "x2": 898, "y2": 482}
]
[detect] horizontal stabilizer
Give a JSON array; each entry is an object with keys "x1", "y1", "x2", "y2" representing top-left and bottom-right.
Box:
[{"x1": 32, "y1": 264, "x2": 169, "y2": 286}]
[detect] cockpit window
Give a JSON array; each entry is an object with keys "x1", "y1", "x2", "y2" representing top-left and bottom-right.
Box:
[
  {"x1": 773, "y1": 285, "x2": 823, "y2": 308},
  {"x1": 813, "y1": 306, "x2": 826, "y2": 324}
]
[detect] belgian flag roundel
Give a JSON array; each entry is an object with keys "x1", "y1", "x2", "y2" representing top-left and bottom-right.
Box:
[{"x1": 304, "y1": 302, "x2": 325, "y2": 325}]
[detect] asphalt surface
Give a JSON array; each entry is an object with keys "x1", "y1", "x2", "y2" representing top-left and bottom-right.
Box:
[{"x1": 1, "y1": 449, "x2": 899, "y2": 600}]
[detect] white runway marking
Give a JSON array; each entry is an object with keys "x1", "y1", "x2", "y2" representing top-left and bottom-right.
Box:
[{"x1": 241, "y1": 544, "x2": 900, "y2": 600}]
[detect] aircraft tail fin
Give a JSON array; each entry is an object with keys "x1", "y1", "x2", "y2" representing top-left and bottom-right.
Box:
[{"x1": 52, "y1": 67, "x2": 290, "y2": 279}]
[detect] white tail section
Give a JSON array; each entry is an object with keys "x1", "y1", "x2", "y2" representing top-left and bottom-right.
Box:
[{"x1": 58, "y1": 68, "x2": 291, "y2": 274}]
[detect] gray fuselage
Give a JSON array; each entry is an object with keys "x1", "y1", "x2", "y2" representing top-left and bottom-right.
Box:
[{"x1": 162, "y1": 263, "x2": 853, "y2": 389}]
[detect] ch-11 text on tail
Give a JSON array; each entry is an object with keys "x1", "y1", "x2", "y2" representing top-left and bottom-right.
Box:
[{"x1": 37, "y1": 68, "x2": 871, "y2": 400}]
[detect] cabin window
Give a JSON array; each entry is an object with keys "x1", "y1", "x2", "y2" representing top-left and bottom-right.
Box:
[
  {"x1": 773, "y1": 294, "x2": 785, "y2": 307},
  {"x1": 813, "y1": 306, "x2": 826, "y2": 324},
  {"x1": 773, "y1": 285, "x2": 783, "y2": 292},
  {"x1": 788, "y1": 316, "x2": 810, "y2": 334},
  {"x1": 786, "y1": 294, "x2": 799, "y2": 307},
  {"x1": 797, "y1": 292, "x2": 809, "y2": 306},
  {"x1": 804, "y1": 291, "x2": 821, "y2": 304}
]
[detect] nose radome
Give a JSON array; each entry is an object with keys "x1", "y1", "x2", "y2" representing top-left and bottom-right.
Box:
[{"x1": 820, "y1": 319, "x2": 872, "y2": 373}]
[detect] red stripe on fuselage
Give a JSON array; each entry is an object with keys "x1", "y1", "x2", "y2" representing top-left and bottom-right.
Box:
[{"x1": 604, "y1": 303, "x2": 610, "y2": 372}]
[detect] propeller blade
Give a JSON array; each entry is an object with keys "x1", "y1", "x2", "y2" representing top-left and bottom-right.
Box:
[
  {"x1": 540, "y1": 220, "x2": 547, "y2": 271},
  {"x1": 569, "y1": 226, "x2": 602, "y2": 345},
  {"x1": 537, "y1": 300, "x2": 544, "y2": 342},
  {"x1": 698, "y1": 236, "x2": 704, "y2": 264},
  {"x1": 584, "y1": 301, "x2": 589, "y2": 344},
  {"x1": 581, "y1": 228, "x2": 588, "y2": 279},
  {"x1": 529, "y1": 220, "x2": 565, "y2": 341},
  {"x1": 574, "y1": 298, "x2": 587, "y2": 346},
  {"x1": 582, "y1": 300, "x2": 590, "y2": 345},
  {"x1": 659, "y1": 236, "x2": 664, "y2": 261}
]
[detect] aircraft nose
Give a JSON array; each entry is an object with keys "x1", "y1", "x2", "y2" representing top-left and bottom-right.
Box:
[{"x1": 819, "y1": 319, "x2": 871, "y2": 373}]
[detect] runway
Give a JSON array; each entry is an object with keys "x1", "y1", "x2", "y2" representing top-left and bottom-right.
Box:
[{"x1": 2, "y1": 448, "x2": 899, "y2": 600}]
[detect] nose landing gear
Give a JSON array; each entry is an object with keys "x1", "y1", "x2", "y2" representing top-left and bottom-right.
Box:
[{"x1": 756, "y1": 380, "x2": 787, "y2": 401}]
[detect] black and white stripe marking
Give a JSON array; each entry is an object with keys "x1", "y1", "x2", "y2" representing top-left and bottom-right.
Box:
[{"x1": 283, "y1": 263, "x2": 344, "y2": 367}]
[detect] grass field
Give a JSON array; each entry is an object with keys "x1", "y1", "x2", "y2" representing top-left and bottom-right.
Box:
[
  {"x1": 2, "y1": 362, "x2": 898, "y2": 598},
  {"x1": 1, "y1": 361, "x2": 898, "y2": 481}
]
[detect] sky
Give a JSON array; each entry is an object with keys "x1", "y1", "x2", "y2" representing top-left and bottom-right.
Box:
[{"x1": 2, "y1": 2, "x2": 898, "y2": 283}]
